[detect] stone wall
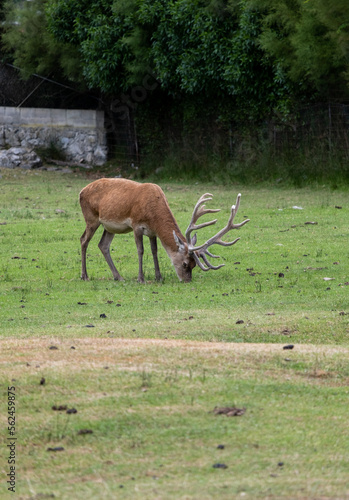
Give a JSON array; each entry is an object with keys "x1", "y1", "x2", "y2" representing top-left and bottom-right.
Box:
[{"x1": 0, "y1": 107, "x2": 107, "y2": 165}]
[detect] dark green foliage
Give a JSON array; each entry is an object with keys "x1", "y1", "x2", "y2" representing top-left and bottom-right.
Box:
[
  {"x1": 253, "y1": 0, "x2": 349, "y2": 97},
  {"x1": 136, "y1": 0, "x2": 292, "y2": 120},
  {"x1": 2, "y1": 0, "x2": 82, "y2": 81},
  {"x1": 5, "y1": 0, "x2": 290, "y2": 118},
  {"x1": 47, "y1": 0, "x2": 135, "y2": 92},
  {"x1": 2, "y1": 0, "x2": 349, "y2": 101}
]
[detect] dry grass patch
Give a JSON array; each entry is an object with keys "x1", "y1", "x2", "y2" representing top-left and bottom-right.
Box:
[
  {"x1": 1, "y1": 338, "x2": 349, "y2": 499},
  {"x1": 2, "y1": 337, "x2": 349, "y2": 380}
]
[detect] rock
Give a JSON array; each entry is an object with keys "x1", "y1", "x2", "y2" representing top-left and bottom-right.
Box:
[
  {"x1": 0, "y1": 147, "x2": 42, "y2": 169},
  {"x1": 93, "y1": 145, "x2": 107, "y2": 165},
  {"x1": 1, "y1": 122, "x2": 107, "y2": 166}
]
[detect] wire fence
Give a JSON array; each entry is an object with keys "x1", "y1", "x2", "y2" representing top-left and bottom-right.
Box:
[
  {"x1": 271, "y1": 103, "x2": 349, "y2": 156},
  {"x1": 107, "y1": 102, "x2": 349, "y2": 169}
]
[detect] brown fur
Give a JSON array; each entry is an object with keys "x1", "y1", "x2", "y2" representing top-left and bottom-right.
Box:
[{"x1": 79, "y1": 178, "x2": 195, "y2": 282}]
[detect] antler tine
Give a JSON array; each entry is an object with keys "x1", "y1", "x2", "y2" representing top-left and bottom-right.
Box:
[
  {"x1": 189, "y1": 193, "x2": 250, "y2": 270},
  {"x1": 205, "y1": 249, "x2": 220, "y2": 259},
  {"x1": 185, "y1": 193, "x2": 220, "y2": 244},
  {"x1": 200, "y1": 252, "x2": 225, "y2": 270},
  {"x1": 192, "y1": 252, "x2": 225, "y2": 271},
  {"x1": 191, "y1": 194, "x2": 250, "y2": 250}
]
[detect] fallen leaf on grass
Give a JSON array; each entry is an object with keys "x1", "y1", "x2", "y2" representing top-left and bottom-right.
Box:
[
  {"x1": 304, "y1": 267, "x2": 327, "y2": 271},
  {"x1": 213, "y1": 407, "x2": 246, "y2": 417},
  {"x1": 323, "y1": 277, "x2": 335, "y2": 281},
  {"x1": 52, "y1": 405, "x2": 67, "y2": 411},
  {"x1": 213, "y1": 463, "x2": 228, "y2": 469}
]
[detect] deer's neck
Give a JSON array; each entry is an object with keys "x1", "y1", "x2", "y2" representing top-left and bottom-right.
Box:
[{"x1": 155, "y1": 214, "x2": 185, "y2": 253}]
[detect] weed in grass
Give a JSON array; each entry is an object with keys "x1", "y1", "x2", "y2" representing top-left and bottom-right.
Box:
[
  {"x1": 1, "y1": 265, "x2": 11, "y2": 282},
  {"x1": 46, "y1": 278, "x2": 53, "y2": 289},
  {"x1": 164, "y1": 367, "x2": 179, "y2": 384},
  {"x1": 316, "y1": 248, "x2": 323, "y2": 258},
  {"x1": 140, "y1": 369, "x2": 152, "y2": 389},
  {"x1": 47, "y1": 413, "x2": 73, "y2": 442}
]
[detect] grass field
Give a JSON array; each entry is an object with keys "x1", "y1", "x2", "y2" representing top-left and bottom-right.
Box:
[{"x1": 0, "y1": 168, "x2": 349, "y2": 499}]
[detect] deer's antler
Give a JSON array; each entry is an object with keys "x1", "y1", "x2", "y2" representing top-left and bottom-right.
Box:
[
  {"x1": 185, "y1": 193, "x2": 221, "y2": 242},
  {"x1": 186, "y1": 193, "x2": 250, "y2": 271}
]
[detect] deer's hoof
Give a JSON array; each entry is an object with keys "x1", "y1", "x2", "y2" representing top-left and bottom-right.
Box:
[{"x1": 114, "y1": 276, "x2": 125, "y2": 282}]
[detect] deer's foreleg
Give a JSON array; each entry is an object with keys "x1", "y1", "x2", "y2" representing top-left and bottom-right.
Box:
[
  {"x1": 80, "y1": 223, "x2": 100, "y2": 280},
  {"x1": 150, "y1": 236, "x2": 162, "y2": 281},
  {"x1": 134, "y1": 228, "x2": 146, "y2": 283},
  {"x1": 98, "y1": 229, "x2": 124, "y2": 281}
]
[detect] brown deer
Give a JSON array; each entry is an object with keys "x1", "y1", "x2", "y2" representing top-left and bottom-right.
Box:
[{"x1": 79, "y1": 178, "x2": 249, "y2": 283}]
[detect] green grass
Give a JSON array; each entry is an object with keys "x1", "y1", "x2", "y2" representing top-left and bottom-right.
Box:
[
  {"x1": 1, "y1": 169, "x2": 348, "y2": 343},
  {"x1": 1, "y1": 168, "x2": 349, "y2": 499}
]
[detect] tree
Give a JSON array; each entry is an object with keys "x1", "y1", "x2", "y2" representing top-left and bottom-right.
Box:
[
  {"x1": 0, "y1": 0, "x2": 301, "y2": 120},
  {"x1": 252, "y1": 0, "x2": 349, "y2": 98},
  {"x1": 46, "y1": 0, "x2": 136, "y2": 93},
  {"x1": 2, "y1": 0, "x2": 82, "y2": 82},
  {"x1": 135, "y1": 0, "x2": 292, "y2": 120}
]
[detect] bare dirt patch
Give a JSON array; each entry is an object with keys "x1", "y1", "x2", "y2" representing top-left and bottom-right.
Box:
[{"x1": 1, "y1": 337, "x2": 348, "y2": 378}]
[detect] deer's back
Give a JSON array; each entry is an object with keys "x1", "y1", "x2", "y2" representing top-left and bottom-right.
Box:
[{"x1": 79, "y1": 178, "x2": 172, "y2": 226}]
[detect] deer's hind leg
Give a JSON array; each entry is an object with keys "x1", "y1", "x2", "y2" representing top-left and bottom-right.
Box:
[
  {"x1": 98, "y1": 230, "x2": 124, "y2": 281},
  {"x1": 80, "y1": 222, "x2": 100, "y2": 281}
]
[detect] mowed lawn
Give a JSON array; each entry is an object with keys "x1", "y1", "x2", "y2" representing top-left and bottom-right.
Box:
[{"x1": 0, "y1": 168, "x2": 349, "y2": 499}]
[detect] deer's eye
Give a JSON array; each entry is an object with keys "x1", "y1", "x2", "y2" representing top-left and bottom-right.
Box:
[{"x1": 183, "y1": 262, "x2": 188, "y2": 269}]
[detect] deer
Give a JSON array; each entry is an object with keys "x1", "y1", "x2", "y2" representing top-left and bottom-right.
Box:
[{"x1": 79, "y1": 178, "x2": 249, "y2": 283}]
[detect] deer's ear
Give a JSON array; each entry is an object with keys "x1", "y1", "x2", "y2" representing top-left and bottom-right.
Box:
[{"x1": 173, "y1": 231, "x2": 186, "y2": 253}]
